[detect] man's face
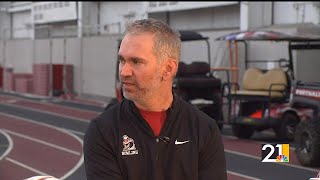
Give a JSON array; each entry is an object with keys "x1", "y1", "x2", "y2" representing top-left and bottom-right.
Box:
[{"x1": 118, "y1": 33, "x2": 163, "y2": 103}]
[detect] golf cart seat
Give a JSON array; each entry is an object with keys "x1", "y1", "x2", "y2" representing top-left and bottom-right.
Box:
[
  {"x1": 231, "y1": 68, "x2": 288, "y2": 101},
  {"x1": 177, "y1": 62, "x2": 221, "y2": 89},
  {"x1": 176, "y1": 62, "x2": 221, "y2": 100}
]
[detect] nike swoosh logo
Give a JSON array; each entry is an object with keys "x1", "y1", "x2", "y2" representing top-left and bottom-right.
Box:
[{"x1": 175, "y1": 140, "x2": 190, "y2": 145}]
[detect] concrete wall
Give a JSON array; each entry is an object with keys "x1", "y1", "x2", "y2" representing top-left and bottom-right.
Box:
[
  {"x1": 247, "y1": 2, "x2": 272, "y2": 29},
  {"x1": 4, "y1": 39, "x2": 33, "y2": 73},
  {"x1": 0, "y1": 41, "x2": 2, "y2": 66},
  {"x1": 99, "y1": 2, "x2": 148, "y2": 34},
  {"x1": 34, "y1": 39, "x2": 50, "y2": 64},
  {"x1": 148, "y1": 4, "x2": 240, "y2": 31},
  {"x1": 81, "y1": 1, "x2": 99, "y2": 35},
  {"x1": 0, "y1": 33, "x2": 122, "y2": 97},
  {"x1": 1, "y1": 1, "x2": 320, "y2": 98},
  {"x1": 0, "y1": 2, "x2": 11, "y2": 40},
  {"x1": 12, "y1": 11, "x2": 31, "y2": 39},
  {"x1": 274, "y1": 2, "x2": 320, "y2": 25},
  {"x1": 81, "y1": 34, "x2": 121, "y2": 97},
  {"x1": 64, "y1": 38, "x2": 81, "y2": 95}
]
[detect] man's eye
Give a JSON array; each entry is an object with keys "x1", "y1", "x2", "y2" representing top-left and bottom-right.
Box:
[
  {"x1": 119, "y1": 59, "x2": 125, "y2": 64},
  {"x1": 133, "y1": 59, "x2": 140, "y2": 64}
]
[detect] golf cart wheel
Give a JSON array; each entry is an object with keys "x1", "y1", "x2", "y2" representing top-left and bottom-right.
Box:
[
  {"x1": 294, "y1": 120, "x2": 320, "y2": 166},
  {"x1": 232, "y1": 124, "x2": 254, "y2": 139},
  {"x1": 275, "y1": 113, "x2": 299, "y2": 141}
]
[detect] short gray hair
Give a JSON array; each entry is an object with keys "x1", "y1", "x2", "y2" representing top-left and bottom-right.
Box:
[{"x1": 124, "y1": 18, "x2": 181, "y2": 64}]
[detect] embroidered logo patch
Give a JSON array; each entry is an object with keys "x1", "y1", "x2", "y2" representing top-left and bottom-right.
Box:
[{"x1": 122, "y1": 135, "x2": 138, "y2": 156}]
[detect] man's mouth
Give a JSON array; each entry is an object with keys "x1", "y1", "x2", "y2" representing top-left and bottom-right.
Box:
[{"x1": 122, "y1": 81, "x2": 134, "y2": 86}]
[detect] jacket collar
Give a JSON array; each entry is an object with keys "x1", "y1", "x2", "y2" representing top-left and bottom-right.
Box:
[
  {"x1": 124, "y1": 93, "x2": 181, "y2": 136},
  {"x1": 128, "y1": 93, "x2": 180, "y2": 115}
]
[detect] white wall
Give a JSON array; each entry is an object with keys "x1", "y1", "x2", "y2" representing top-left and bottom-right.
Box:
[
  {"x1": 2, "y1": 1, "x2": 320, "y2": 98},
  {"x1": 81, "y1": 2, "x2": 99, "y2": 35},
  {"x1": 0, "y1": 2, "x2": 11, "y2": 39},
  {"x1": 82, "y1": 34, "x2": 121, "y2": 97},
  {"x1": 64, "y1": 38, "x2": 80, "y2": 95},
  {"x1": 0, "y1": 41, "x2": 3, "y2": 66},
  {"x1": 3, "y1": 34, "x2": 122, "y2": 97},
  {"x1": 99, "y1": 2, "x2": 148, "y2": 34},
  {"x1": 5, "y1": 39, "x2": 33, "y2": 73},
  {"x1": 149, "y1": 4, "x2": 240, "y2": 31},
  {"x1": 274, "y1": 2, "x2": 320, "y2": 25},
  {"x1": 12, "y1": 11, "x2": 32, "y2": 39}
]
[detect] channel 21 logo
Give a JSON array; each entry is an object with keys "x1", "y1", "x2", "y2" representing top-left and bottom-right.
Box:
[{"x1": 261, "y1": 144, "x2": 289, "y2": 162}]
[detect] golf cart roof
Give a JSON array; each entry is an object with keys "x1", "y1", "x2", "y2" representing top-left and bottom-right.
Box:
[
  {"x1": 215, "y1": 30, "x2": 320, "y2": 42},
  {"x1": 179, "y1": 30, "x2": 209, "y2": 41}
]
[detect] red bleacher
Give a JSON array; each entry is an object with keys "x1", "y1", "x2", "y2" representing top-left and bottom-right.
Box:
[{"x1": 1, "y1": 63, "x2": 73, "y2": 97}]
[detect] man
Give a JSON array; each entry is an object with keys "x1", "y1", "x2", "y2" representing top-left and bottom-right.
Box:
[{"x1": 83, "y1": 18, "x2": 227, "y2": 180}]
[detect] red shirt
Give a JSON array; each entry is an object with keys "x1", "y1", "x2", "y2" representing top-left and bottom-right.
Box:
[{"x1": 138, "y1": 108, "x2": 167, "y2": 136}]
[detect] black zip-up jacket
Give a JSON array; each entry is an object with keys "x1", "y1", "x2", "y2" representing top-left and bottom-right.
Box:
[{"x1": 84, "y1": 95, "x2": 227, "y2": 180}]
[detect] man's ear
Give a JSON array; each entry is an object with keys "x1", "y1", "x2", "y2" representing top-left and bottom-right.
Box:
[{"x1": 162, "y1": 59, "x2": 178, "y2": 81}]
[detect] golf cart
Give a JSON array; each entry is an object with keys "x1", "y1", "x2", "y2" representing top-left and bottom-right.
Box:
[
  {"x1": 109, "y1": 31, "x2": 224, "y2": 129},
  {"x1": 216, "y1": 30, "x2": 320, "y2": 140},
  {"x1": 292, "y1": 81, "x2": 320, "y2": 166}
]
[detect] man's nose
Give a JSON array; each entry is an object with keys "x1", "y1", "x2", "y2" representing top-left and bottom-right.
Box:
[{"x1": 119, "y1": 63, "x2": 133, "y2": 77}]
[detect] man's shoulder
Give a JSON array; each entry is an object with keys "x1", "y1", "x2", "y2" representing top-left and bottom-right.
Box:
[
  {"x1": 177, "y1": 97, "x2": 220, "y2": 139},
  {"x1": 178, "y1": 97, "x2": 214, "y2": 122},
  {"x1": 92, "y1": 99, "x2": 125, "y2": 127}
]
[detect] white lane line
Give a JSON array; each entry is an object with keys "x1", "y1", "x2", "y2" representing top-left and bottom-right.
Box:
[
  {"x1": 0, "y1": 102, "x2": 91, "y2": 123},
  {"x1": 59, "y1": 129, "x2": 84, "y2": 180},
  {"x1": 223, "y1": 134, "x2": 238, "y2": 140},
  {"x1": 5, "y1": 99, "x2": 18, "y2": 103},
  {"x1": 0, "y1": 112, "x2": 85, "y2": 138},
  {"x1": 223, "y1": 134, "x2": 296, "y2": 150},
  {"x1": 0, "y1": 94, "x2": 101, "y2": 114},
  {"x1": 225, "y1": 149, "x2": 261, "y2": 160},
  {"x1": 0, "y1": 112, "x2": 84, "y2": 179},
  {"x1": 227, "y1": 170, "x2": 262, "y2": 180},
  {"x1": 0, "y1": 94, "x2": 100, "y2": 114},
  {"x1": 224, "y1": 149, "x2": 320, "y2": 173},
  {"x1": 64, "y1": 128, "x2": 85, "y2": 136},
  {"x1": 63, "y1": 97, "x2": 107, "y2": 107},
  {"x1": 0, "y1": 129, "x2": 13, "y2": 160},
  {"x1": 4, "y1": 129, "x2": 80, "y2": 156},
  {"x1": 6, "y1": 157, "x2": 49, "y2": 176}
]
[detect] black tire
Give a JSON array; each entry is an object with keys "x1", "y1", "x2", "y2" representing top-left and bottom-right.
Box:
[
  {"x1": 232, "y1": 124, "x2": 254, "y2": 139},
  {"x1": 294, "y1": 120, "x2": 320, "y2": 166},
  {"x1": 275, "y1": 113, "x2": 299, "y2": 141}
]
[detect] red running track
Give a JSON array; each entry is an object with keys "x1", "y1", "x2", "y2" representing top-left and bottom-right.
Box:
[
  {"x1": 65, "y1": 96, "x2": 106, "y2": 107},
  {"x1": 0, "y1": 113, "x2": 82, "y2": 180},
  {"x1": 0, "y1": 95, "x2": 99, "y2": 121},
  {"x1": 223, "y1": 135, "x2": 320, "y2": 171},
  {"x1": 0, "y1": 94, "x2": 276, "y2": 180},
  {"x1": 0, "y1": 94, "x2": 315, "y2": 168}
]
